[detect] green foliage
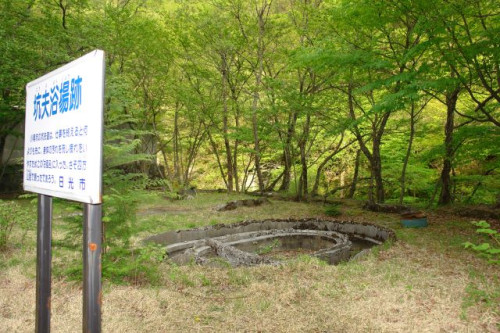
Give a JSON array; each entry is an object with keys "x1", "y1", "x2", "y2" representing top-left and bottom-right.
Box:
[
  {"x1": 99, "y1": 151, "x2": 158, "y2": 283},
  {"x1": 324, "y1": 202, "x2": 342, "y2": 217},
  {"x1": 198, "y1": 273, "x2": 212, "y2": 286},
  {"x1": 103, "y1": 243, "x2": 165, "y2": 285},
  {"x1": 146, "y1": 178, "x2": 172, "y2": 191},
  {"x1": 0, "y1": 200, "x2": 33, "y2": 250},
  {"x1": 463, "y1": 281, "x2": 500, "y2": 312},
  {"x1": 58, "y1": 69, "x2": 164, "y2": 285},
  {"x1": 461, "y1": 270, "x2": 500, "y2": 319},
  {"x1": 463, "y1": 221, "x2": 500, "y2": 265},
  {"x1": 59, "y1": 170, "x2": 166, "y2": 284},
  {"x1": 63, "y1": 241, "x2": 165, "y2": 285},
  {"x1": 168, "y1": 263, "x2": 195, "y2": 287},
  {"x1": 1, "y1": 0, "x2": 499, "y2": 244},
  {"x1": 227, "y1": 268, "x2": 252, "y2": 286},
  {"x1": 256, "y1": 239, "x2": 281, "y2": 255}
]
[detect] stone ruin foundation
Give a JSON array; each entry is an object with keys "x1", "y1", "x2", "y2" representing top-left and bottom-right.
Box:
[{"x1": 145, "y1": 218, "x2": 396, "y2": 267}]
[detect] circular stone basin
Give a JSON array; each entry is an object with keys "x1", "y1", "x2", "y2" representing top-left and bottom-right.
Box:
[
  {"x1": 235, "y1": 234, "x2": 338, "y2": 254},
  {"x1": 144, "y1": 218, "x2": 395, "y2": 267}
]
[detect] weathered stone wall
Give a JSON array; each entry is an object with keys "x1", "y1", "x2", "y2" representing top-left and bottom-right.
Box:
[{"x1": 145, "y1": 218, "x2": 396, "y2": 266}]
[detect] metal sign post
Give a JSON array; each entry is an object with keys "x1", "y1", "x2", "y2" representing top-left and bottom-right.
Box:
[
  {"x1": 83, "y1": 204, "x2": 102, "y2": 333},
  {"x1": 35, "y1": 194, "x2": 52, "y2": 333},
  {"x1": 25, "y1": 50, "x2": 105, "y2": 333}
]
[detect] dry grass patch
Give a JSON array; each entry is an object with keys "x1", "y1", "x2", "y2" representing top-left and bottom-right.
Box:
[
  {"x1": 1, "y1": 193, "x2": 499, "y2": 332},
  {"x1": 1, "y1": 242, "x2": 499, "y2": 332}
]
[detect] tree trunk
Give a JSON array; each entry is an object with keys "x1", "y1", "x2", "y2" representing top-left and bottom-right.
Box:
[
  {"x1": 150, "y1": 104, "x2": 173, "y2": 184},
  {"x1": 399, "y1": 103, "x2": 416, "y2": 205},
  {"x1": 311, "y1": 135, "x2": 347, "y2": 196},
  {"x1": 0, "y1": 135, "x2": 7, "y2": 172},
  {"x1": 0, "y1": 135, "x2": 9, "y2": 183},
  {"x1": 347, "y1": 81, "x2": 388, "y2": 203},
  {"x1": 221, "y1": 54, "x2": 234, "y2": 192},
  {"x1": 438, "y1": 87, "x2": 459, "y2": 205},
  {"x1": 266, "y1": 170, "x2": 284, "y2": 192},
  {"x1": 298, "y1": 144, "x2": 308, "y2": 199},
  {"x1": 279, "y1": 111, "x2": 298, "y2": 191},
  {"x1": 280, "y1": 145, "x2": 292, "y2": 191},
  {"x1": 241, "y1": 154, "x2": 254, "y2": 192},
  {"x1": 173, "y1": 103, "x2": 181, "y2": 184},
  {"x1": 252, "y1": 111, "x2": 263, "y2": 192},
  {"x1": 183, "y1": 123, "x2": 204, "y2": 184},
  {"x1": 251, "y1": 1, "x2": 271, "y2": 193},
  {"x1": 339, "y1": 170, "x2": 345, "y2": 198},
  {"x1": 233, "y1": 111, "x2": 240, "y2": 193},
  {"x1": 371, "y1": 139, "x2": 385, "y2": 203},
  {"x1": 223, "y1": 122, "x2": 234, "y2": 193},
  {"x1": 347, "y1": 149, "x2": 360, "y2": 199},
  {"x1": 311, "y1": 154, "x2": 330, "y2": 197},
  {"x1": 297, "y1": 114, "x2": 311, "y2": 200},
  {"x1": 206, "y1": 128, "x2": 228, "y2": 189}
]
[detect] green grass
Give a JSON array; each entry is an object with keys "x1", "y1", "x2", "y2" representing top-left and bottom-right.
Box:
[
  {"x1": 255, "y1": 239, "x2": 281, "y2": 255},
  {"x1": 1, "y1": 191, "x2": 499, "y2": 332},
  {"x1": 133, "y1": 191, "x2": 325, "y2": 241}
]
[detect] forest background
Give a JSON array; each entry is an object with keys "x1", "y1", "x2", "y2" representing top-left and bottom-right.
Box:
[
  {"x1": 1, "y1": 0, "x2": 499, "y2": 205},
  {"x1": 0, "y1": 1, "x2": 499, "y2": 331}
]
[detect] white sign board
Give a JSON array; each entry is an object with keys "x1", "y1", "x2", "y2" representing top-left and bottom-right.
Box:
[{"x1": 24, "y1": 50, "x2": 105, "y2": 204}]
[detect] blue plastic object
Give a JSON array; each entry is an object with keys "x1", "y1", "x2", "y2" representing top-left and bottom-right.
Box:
[{"x1": 401, "y1": 218, "x2": 428, "y2": 228}]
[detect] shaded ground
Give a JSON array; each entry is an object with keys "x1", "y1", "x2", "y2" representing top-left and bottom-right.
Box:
[{"x1": 1, "y1": 192, "x2": 499, "y2": 332}]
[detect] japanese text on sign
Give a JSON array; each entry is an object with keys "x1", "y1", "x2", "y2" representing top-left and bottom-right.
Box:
[
  {"x1": 33, "y1": 76, "x2": 82, "y2": 121},
  {"x1": 24, "y1": 50, "x2": 104, "y2": 204}
]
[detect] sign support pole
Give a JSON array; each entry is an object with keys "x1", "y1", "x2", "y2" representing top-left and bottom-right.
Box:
[
  {"x1": 36, "y1": 194, "x2": 52, "y2": 333},
  {"x1": 26, "y1": 50, "x2": 105, "y2": 332},
  {"x1": 83, "y1": 203, "x2": 102, "y2": 333}
]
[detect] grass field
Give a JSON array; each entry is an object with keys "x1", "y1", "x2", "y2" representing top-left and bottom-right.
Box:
[{"x1": 1, "y1": 192, "x2": 499, "y2": 332}]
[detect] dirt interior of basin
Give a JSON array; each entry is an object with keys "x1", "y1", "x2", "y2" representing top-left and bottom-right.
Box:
[
  {"x1": 145, "y1": 218, "x2": 396, "y2": 267},
  {"x1": 234, "y1": 234, "x2": 338, "y2": 253}
]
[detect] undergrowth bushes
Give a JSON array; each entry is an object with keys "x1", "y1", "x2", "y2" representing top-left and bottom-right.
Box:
[
  {"x1": 463, "y1": 221, "x2": 500, "y2": 265},
  {"x1": 0, "y1": 200, "x2": 33, "y2": 250},
  {"x1": 57, "y1": 109, "x2": 168, "y2": 285},
  {"x1": 324, "y1": 202, "x2": 342, "y2": 217}
]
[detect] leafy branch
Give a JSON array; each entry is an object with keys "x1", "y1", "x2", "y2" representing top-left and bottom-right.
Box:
[{"x1": 463, "y1": 220, "x2": 500, "y2": 265}]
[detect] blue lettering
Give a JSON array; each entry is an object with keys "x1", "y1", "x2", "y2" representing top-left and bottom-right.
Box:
[
  {"x1": 41, "y1": 91, "x2": 50, "y2": 119},
  {"x1": 50, "y1": 86, "x2": 59, "y2": 115},
  {"x1": 33, "y1": 93, "x2": 42, "y2": 121},
  {"x1": 70, "y1": 76, "x2": 82, "y2": 110},
  {"x1": 59, "y1": 80, "x2": 70, "y2": 113}
]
